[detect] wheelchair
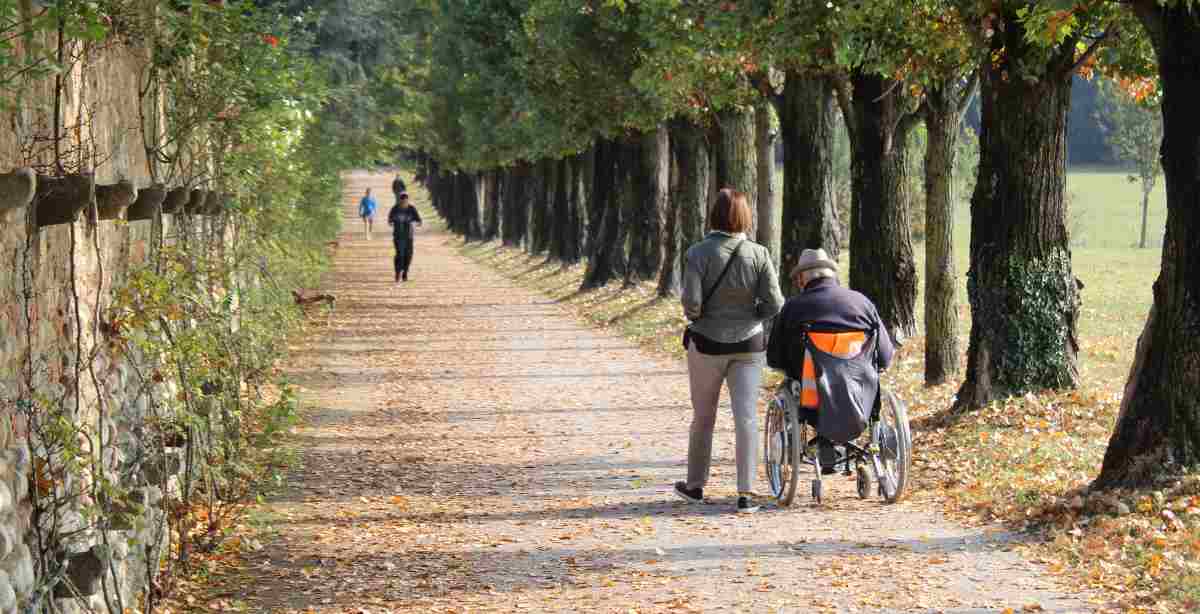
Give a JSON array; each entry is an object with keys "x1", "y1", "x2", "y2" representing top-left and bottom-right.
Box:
[{"x1": 763, "y1": 378, "x2": 912, "y2": 505}]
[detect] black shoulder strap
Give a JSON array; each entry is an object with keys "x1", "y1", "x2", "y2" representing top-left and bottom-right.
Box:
[{"x1": 701, "y1": 240, "x2": 745, "y2": 310}]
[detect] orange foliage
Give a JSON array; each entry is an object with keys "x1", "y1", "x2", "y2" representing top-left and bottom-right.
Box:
[{"x1": 1117, "y1": 76, "x2": 1159, "y2": 103}]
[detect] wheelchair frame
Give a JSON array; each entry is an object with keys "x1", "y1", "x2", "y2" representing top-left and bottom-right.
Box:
[{"x1": 764, "y1": 379, "x2": 912, "y2": 505}]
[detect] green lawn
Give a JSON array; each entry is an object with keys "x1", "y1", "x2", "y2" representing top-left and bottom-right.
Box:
[
  {"x1": 904, "y1": 167, "x2": 1165, "y2": 381},
  {"x1": 1066, "y1": 168, "x2": 1167, "y2": 249}
]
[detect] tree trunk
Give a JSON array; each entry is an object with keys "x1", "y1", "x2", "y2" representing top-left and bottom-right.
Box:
[
  {"x1": 954, "y1": 13, "x2": 1080, "y2": 410},
  {"x1": 671, "y1": 116, "x2": 711, "y2": 250},
  {"x1": 583, "y1": 138, "x2": 635, "y2": 289},
  {"x1": 550, "y1": 157, "x2": 570, "y2": 262},
  {"x1": 1094, "y1": 3, "x2": 1200, "y2": 488},
  {"x1": 428, "y1": 159, "x2": 443, "y2": 217},
  {"x1": 576, "y1": 146, "x2": 595, "y2": 258},
  {"x1": 543, "y1": 159, "x2": 559, "y2": 255},
  {"x1": 585, "y1": 140, "x2": 611, "y2": 257},
  {"x1": 848, "y1": 71, "x2": 919, "y2": 342},
  {"x1": 483, "y1": 169, "x2": 501, "y2": 241},
  {"x1": 501, "y1": 163, "x2": 530, "y2": 247},
  {"x1": 457, "y1": 172, "x2": 483, "y2": 240},
  {"x1": 437, "y1": 169, "x2": 454, "y2": 229},
  {"x1": 562, "y1": 153, "x2": 586, "y2": 264},
  {"x1": 717, "y1": 106, "x2": 757, "y2": 232},
  {"x1": 923, "y1": 85, "x2": 964, "y2": 385},
  {"x1": 449, "y1": 170, "x2": 461, "y2": 232},
  {"x1": 444, "y1": 170, "x2": 458, "y2": 234},
  {"x1": 627, "y1": 126, "x2": 668, "y2": 285},
  {"x1": 441, "y1": 169, "x2": 454, "y2": 225},
  {"x1": 529, "y1": 159, "x2": 553, "y2": 254},
  {"x1": 1140, "y1": 187, "x2": 1151, "y2": 249},
  {"x1": 781, "y1": 72, "x2": 841, "y2": 295},
  {"x1": 657, "y1": 155, "x2": 682, "y2": 297},
  {"x1": 756, "y1": 100, "x2": 780, "y2": 270},
  {"x1": 447, "y1": 171, "x2": 457, "y2": 227},
  {"x1": 707, "y1": 139, "x2": 719, "y2": 206}
]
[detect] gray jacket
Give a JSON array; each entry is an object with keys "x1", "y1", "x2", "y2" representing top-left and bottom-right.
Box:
[{"x1": 682, "y1": 232, "x2": 785, "y2": 344}]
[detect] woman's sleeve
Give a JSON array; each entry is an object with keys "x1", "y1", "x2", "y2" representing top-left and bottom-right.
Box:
[
  {"x1": 755, "y1": 252, "x2": 785, "y2": 320},
  {"x1": 680, "y1": 248, "x2": 703, "y2": 320},
  {"x1": 414, "y1": 207, "x2": 423, "y2": 223},
  {"x1": 766, "y1": 304, "x2": 789, "y2": 371}
]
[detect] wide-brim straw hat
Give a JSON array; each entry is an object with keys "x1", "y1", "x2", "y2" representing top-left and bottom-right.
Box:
[{"x1": 790, "y1": 248, "x2": 839, "y2": 277}]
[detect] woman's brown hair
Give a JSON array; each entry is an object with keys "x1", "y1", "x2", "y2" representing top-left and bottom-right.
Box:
[{"x1": 707, "y1": 188, "x2": 752, "y2": 234}]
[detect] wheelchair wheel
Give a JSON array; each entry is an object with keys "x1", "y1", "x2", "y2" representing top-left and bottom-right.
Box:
[
  {"x1": 874, "y1": 389, "x2": 912, "y2": 504},
  {"x1": 855, "y1": 464, "x2": 871, "y2": 500},
  {"x1": 763, "y1": 395, "x2": 801, "y2": 506}
]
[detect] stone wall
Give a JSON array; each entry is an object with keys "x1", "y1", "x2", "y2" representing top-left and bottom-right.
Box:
[{"x1": 0, "y1": 34, "x2": 233, "y2": 614}]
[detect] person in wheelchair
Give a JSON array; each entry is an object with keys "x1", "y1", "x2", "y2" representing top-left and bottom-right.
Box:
[{"x1": 766, "y1": 248, "x2": 895, "y2": 474}]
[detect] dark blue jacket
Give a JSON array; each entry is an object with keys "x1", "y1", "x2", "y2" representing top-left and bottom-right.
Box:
[
  {"x1": 766, "y1": 277, "x2": 895, "y2": 379},
  {"x1": 388, "y1": 205, "x2": 422, "y2": 238}
]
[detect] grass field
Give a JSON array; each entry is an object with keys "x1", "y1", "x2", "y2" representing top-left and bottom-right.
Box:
[
  {"x1": 459, "y1": 168, "x2": 1195, "y2": 612},
  {"x1": 923, "y1": 166, "x2": 1165, "y2": 379}
]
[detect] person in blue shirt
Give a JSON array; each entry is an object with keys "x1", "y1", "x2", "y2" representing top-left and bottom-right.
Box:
[{"x1": 358, "y1": 188, "x2": 378, "y2": 240}]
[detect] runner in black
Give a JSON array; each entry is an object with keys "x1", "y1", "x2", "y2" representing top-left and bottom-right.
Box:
[{"x1": 387, "y1": 192, "x2": 422, "y2": 283}]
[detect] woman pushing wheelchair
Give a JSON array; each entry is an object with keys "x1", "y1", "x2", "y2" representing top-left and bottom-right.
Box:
[{"x1": 673, "y1": 189, "x2": 784, "y2": 514}]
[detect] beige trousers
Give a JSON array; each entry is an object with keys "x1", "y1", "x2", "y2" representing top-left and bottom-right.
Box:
[{"x1": 685, "y1": 342, "x2": 763, "y2": 494}]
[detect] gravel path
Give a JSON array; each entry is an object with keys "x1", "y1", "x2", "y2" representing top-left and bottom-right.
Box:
[{"x1": 233, "y1": 171, "x2": 1097, "y2": 613}]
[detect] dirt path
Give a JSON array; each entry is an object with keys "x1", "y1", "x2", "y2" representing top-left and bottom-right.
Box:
[{"x1": 234, "y1": 170, "x2": 1096, "y2": 613}]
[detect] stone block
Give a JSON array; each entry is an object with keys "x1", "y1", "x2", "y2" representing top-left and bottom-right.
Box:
[
  {"x1": 5, "y1": 447, "x2": 30, "y2": 475},
  {"x1": 12, "y1": 503, "x2": 31, "y2": 535},
  {"x1": 139, "y1": 486, "x2": 162, "y2": 507},
  {"x1": 100, "y1": 492, "x2": 142, "y2": 531},
  {"x1": 86, "y1": 593, "x2": 107, "y2": 612},
  {"x1": 165, "y1": 475, "x2": 180, "y2": 500},
  {"x1": 0, "y1": 481, "x2": 12, "y2": 512},
  {"x1": 0, "y1": 570, "x2": 15, "y2": 611},
  {"x1": 110, "y1": 538, "x2": 129, "y2": 561},
  {"x1": 52, "y1": 546, "x2": 105, "y2": 598},
  {"x1": 0, "y1": 169, "x2": 35, "y2": 219},
  {"x1": 161, "y1": 188, "x2": 188, "y2": 214},
  {"x1": 4, "y1": 543, "x2": 34, "y2": 598},
  {"x1": 140, "y1": 447, "x2": 183, "y2": 484},
  {"x1": 184, "y1": 188, "x2": 206, "y2": 215},
  {"x1": 10, "y1": 469, "x2": 27, "y2": 503},
  {"x1": 0, "y1": 522, "x2": 17, "y2": 560},
  {"x1": 56, "y1": 511, "x2": 87, "y2": 536},
  {"x1": 34, "y1": 175, "x2": 94, "y2": 228},
  {"x1": 95, "y1": 180, "x2": 136, "y2": 221},
  {"x1": 199, "y1": 190, "x2": 222, "y2": 215},
  {"x1": 126, "y1": 184, "x2": 165, "y2": 222}
]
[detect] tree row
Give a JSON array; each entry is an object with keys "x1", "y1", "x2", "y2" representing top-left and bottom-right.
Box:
[{"x1": 399, "y1": 1, "x2": 1200, "y2": 488}]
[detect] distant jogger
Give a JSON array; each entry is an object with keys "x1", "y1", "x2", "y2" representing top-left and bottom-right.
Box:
[{"x1": 388, "y1": 192, "x2": 423, "y2": 283}]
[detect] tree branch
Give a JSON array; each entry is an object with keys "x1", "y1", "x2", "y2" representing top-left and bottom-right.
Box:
[
  {"x1": 872, "y1": 77, "x2": 903, "y2": 104},
  {"x1": 956, "y1": 70, "x2": 980, "y2": 114},
  {"x1": 955, "y1": 70, "x2": 980, "y2": 126},
  {"x1": 830, "y1": 73, "x2": 856, "y2": 146},
  {"x1": 1067, "y1": 26, "x2": 1116, "y2": 77}
]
